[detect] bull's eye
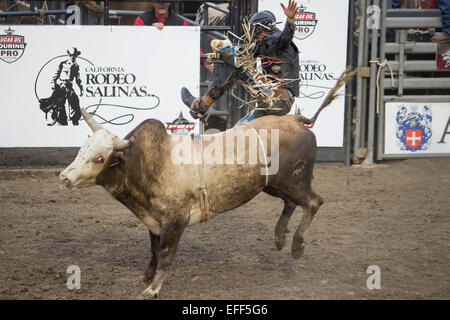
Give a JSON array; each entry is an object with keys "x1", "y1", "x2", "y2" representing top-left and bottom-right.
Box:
[{"x1": 95, "y1": 156, "x2": 104, "y2": 163}]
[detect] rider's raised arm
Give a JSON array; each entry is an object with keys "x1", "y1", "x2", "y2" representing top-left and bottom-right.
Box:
[
  {"x1": 276, "y1": 0, "x2": 298, "y2": 49},
  {"x1": 276, "y1": 19, "x2": 296, "y2": 50}
]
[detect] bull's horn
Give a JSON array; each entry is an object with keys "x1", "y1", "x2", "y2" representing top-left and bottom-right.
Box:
[
  {"x1": 113, "y1": 136, "x2": 134, "y2": 151},
  {"x1": 81, "y1": 108, "x2": 103, "y2": 132}
]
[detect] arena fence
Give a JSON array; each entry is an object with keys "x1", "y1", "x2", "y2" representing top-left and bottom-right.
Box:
[{"x1": 353, "y1": 0, "x2": 450, "y2": 164}]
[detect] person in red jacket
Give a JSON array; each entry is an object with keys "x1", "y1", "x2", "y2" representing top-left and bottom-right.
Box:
[
  {"x1": 134, "y1": 1, "x2": 188, "y2": 29},
  {"x1": 134, "y1": 1, "x2": 213, "y2": 72}
]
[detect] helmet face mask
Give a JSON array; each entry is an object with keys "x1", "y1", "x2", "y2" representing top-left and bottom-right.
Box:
[
  {"x1": 249, "y1": 10, "x2": 276, "y2": 38},
  {"x1": 252, "y1": 22, "x2": 272, "y2": 37}
]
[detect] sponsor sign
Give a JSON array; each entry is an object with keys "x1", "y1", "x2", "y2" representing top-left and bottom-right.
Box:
[
  {"x1": 384, "y1": 102, "x2": 450, "y2": 155},
  {"x1": 166, "y1": 112, "x2": 196, "y2": 135},
  {"x1": 0, "y1": 26, "x2": 200, "y2": 147},
  {"x1": 293, "y1": 5, "x2": 318, "y2": 40},
  {"x1": 0, "y1": 27, "x2": 27, "y2": 64}
]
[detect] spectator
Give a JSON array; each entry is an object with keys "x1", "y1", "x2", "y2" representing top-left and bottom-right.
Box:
[
  {"x1": 134, "y1": 1, "x2": 187, "y2": 29},
  {"x1": 134, "y1": 1, "x2": 213, "y2": 72},
  {"x1": 432, "y1": 0, "x2": 450, "y2": 43}
]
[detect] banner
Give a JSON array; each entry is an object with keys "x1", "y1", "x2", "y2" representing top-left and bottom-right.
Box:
[
  {"x1": 0, "y1": 26, "x2": 200, "y2": 147},
  {"x1": 258, "y1": 0, "x2": 349, "y2": 147},
  {"x1": 384, "y1": 102, "x2": 450, "y2": 155}
]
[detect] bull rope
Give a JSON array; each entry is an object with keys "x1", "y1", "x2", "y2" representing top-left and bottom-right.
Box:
[
  {"x1": 192, "y1": 132, "x2": 213, "y2": 223},
  {"x1": 244, "y1": 122, "x2": 269, "y2": 187}
]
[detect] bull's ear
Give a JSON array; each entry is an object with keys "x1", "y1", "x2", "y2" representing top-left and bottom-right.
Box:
[
  {"x1": 109, "y1": 151, "x2": 125, "y2": 167},
  {"x1": 81, "y1": 109, "x2": 103, "y2": 132},
  {"x1": 112, "y1": 151, "x2": 124, "y2": 162},
  {"x1": 113, "y1": 136, "x2": 134, "y2": 151}
]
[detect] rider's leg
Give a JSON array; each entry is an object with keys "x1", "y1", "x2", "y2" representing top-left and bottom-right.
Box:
[{"x1": 181, "y1": 67, "x2": 236, "y2": 119}]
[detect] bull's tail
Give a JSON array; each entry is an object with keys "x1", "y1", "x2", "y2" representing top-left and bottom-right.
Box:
[{"x1": 299, "y1": 66, "x2": 356, "y2": 127}]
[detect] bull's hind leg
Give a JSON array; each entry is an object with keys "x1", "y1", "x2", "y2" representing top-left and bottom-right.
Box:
[
  {"x1": 264, "y1": 187, "x2": 297, "y2": 251},
  {"x1": 275, "y1": 198, "x2": 297, "y2": 250},
  {"x1": 291, "y1": 190, "x2": 324, "y2": 259},
  {"x1": 141, "y1": 230, "x2": 160, "y2": 285}
]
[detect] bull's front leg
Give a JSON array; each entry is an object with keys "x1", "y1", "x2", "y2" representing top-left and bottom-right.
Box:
[
  {"x1": 141, "y1": 230, "x2": 160, "y2": 285},
  {"x1": 138, "y1": 211, "x2": 189, "y2": 299}
]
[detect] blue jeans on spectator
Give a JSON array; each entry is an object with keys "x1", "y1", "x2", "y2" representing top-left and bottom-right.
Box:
[{"x1": 438, "y1": 0, "x2": 450, "y2": 35}]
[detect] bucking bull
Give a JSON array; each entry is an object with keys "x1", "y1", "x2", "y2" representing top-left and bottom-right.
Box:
[{"x1": 59, "y1": 68, "x2": 354, "y2": 299}]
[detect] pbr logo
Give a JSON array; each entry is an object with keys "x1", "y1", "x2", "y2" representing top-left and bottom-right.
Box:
[
  {"x1": 0, "y1": 27, "x2": 26, "y2": 64},
  {"x1": 166, "y1": 112, "x2": 195, "y2": 135},
  {"x1": 395, "y1": 105, "x2": 432, "y2": 152},
  {"x1": 293, "y1": 5, "x2": 318, "y2": 40}
]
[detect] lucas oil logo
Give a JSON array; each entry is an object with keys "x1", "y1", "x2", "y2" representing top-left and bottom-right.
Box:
[
  {"x1": 293, "y1": 5, "x2": 318, "y2": 40},
  {"x1": 0, "y1": 27, "x2": 26, "y2": 64},
  {"x1": 396, "y1": 105, "x2": 432, "y2": 152}
]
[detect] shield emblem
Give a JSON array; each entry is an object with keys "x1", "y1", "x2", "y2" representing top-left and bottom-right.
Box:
[
  {"x1": 0, "y1": 33, "x2": 26, "y2": 64},
  {"x1": 405, "y1": 129, "x2": 422, "y2": 149},
  {"x1": 293, "y1": 11, "x2": 318, "y2": 40}
]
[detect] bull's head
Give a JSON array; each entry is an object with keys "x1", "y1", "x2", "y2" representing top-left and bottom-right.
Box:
[{"x1": 59, "y1": 109, "x2": 133, "y2": 189}]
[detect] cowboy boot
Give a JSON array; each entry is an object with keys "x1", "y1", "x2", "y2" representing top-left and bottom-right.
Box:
[
  {"x1": 432, "y1": 32, "x2": 450, "y2": 44},
  {"x1": 181, "y1": 87, "x2": 214, "y2": 120}
]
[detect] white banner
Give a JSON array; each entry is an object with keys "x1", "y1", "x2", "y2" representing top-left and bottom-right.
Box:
[
  {"x1": 0, "y1": 26, "x2": 200, "y2": 147},
  {"x1": 258, "y1": 0, "x2": 349, "y2": 147},
  {"x1": 384, "y1": 102, "x2": 450, "y2": 155}
]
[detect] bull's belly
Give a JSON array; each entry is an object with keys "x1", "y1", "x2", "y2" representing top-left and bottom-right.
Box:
[{"x1": 187, "y1": 164, "x2": 266, "y2": 227}]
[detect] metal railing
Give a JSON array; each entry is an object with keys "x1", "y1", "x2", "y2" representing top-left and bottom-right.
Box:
[
  {"x1": 353, "y1": 0, "x2": 450, "y2": 164},
  {"x1": 0, "y1": 1, "x2": 73, "y2": 24}
]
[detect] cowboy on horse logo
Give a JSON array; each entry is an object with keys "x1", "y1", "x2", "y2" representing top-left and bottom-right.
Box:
[
  {"x1": 0, "y1": 27, "x2": 27, "y2": 64},
  {"x1": 293, "y1": 5, "x2": 318, "y2": 40},
  {"x1": 395, "y1": 105, "x2": 432, "y2": 152}
]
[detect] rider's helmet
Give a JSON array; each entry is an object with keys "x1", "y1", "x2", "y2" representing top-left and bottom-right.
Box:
[{"x1": 249, "y1": 10, "x2": 276, "y2": 36}]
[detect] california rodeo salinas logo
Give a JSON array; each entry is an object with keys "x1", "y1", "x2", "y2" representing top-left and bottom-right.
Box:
[
  {"x1": 396, "y1": 105, "x2": 432, "y2": 152},
  {"x1": 0, "y1": 27, "x2": 26, "y2": 64},
  {"x1": 293, "y1": 5, "x2": 318, "y2": 40}
]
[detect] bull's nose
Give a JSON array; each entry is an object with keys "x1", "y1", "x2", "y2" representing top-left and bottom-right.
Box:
[{"x1": 59, "y1": 174, "x2": 70, "y2": 187}]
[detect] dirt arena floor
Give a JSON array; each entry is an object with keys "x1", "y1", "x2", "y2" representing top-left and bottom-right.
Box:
[{"x1": 0, "y1": 158, "x2": 449, "y2": 300}]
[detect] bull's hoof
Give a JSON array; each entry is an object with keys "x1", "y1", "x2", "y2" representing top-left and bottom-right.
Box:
[
  {"x1": 140, "y1": 275, "x2": 153, "y2": 286},
  {"x1": 137, "y1": 290, "x2": 159, "y2": 300},
  {"x1": 291, "y1": 238, "x2": 306, "y2": 259},
  {"x1": 137, "y1": 293, "x2": 154, "y2": 300},
  {"x1": 275, "y1": 234, "x2": 286, "y2": 250}
]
